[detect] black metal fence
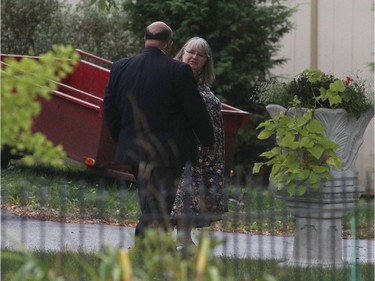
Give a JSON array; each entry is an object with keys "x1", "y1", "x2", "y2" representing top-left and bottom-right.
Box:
[{"x1": 1, "y1": 166, "x2": 374, "y2": 281}]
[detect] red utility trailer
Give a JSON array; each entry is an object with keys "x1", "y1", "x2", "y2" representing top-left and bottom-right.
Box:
[{"x1": 1, "y1": 50, "x2": 249, "y2": 181}]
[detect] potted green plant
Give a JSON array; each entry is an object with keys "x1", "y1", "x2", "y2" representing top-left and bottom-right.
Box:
[
  {"x1": 252, "y1": 69, "x2": 374, "y2": 267},
  {"x1": 253, "y1": 69, "x2": 374, "y2": 195}
]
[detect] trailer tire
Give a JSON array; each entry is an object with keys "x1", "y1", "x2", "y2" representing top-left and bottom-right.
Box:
[
  {"x1": 1, "y1": 146, "x2": 24, "y2": 169},
  {"x1": 1, "y1": 148, "x2": 12, "y2": 169}
]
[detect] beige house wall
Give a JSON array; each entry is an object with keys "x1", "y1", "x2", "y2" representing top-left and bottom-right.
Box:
[{"x1": 272, "y1": 0, "x2": 374, "y2": 192}]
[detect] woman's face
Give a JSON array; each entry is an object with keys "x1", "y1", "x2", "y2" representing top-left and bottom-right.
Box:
[{"x1": 182, "y1": 46, "x2": 207, "y2": 74}]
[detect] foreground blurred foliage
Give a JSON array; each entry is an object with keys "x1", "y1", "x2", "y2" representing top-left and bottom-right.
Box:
[
  {"x1": 2, "y1": 230, "x2": 227, "y2": 281},
  {"x1": 2, "y1": 229, "x2": 374, "y2": 280},
  {"x1": 1, "y1": 45, "x2": 79, "y2": 167}
]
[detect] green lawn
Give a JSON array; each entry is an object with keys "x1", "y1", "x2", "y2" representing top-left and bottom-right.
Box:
[{"x1": 1, "y1": 162, "x2": 373, "y2": 239}]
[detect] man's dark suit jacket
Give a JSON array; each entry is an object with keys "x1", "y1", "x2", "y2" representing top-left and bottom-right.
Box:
[{"x1": 104, "y1": 47, "x2": 215, "y2": 168}]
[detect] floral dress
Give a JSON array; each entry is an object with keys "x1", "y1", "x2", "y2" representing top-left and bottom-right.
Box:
[{"x1": 171, "y1": 85, "x2": 227, "y2": 227}]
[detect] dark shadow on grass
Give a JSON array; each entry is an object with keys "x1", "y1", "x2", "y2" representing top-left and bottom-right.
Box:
[{"x1": 3, "y1": 161, "x2": 136, "y2": 190}]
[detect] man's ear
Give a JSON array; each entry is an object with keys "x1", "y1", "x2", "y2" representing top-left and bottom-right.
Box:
[{"x1": 167, "y1": 39, "x2": 173, "y2": 49}]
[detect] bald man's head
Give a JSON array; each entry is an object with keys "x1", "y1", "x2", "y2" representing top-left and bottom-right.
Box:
[{"x1": 144, "y1": 21, "x2": 172, "y2": 43}]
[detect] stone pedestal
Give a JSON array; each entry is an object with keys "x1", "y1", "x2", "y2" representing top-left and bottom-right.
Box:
[
  {"x1": 266, "y1": 105, "x2": 374, "y2": 267},
  {"x1": 278, "y1": 182, "x2": 360, "y2": 267}
]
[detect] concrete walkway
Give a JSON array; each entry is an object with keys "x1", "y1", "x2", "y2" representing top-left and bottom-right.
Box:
[{"x1": 1, "y1": 210, "x2": 374, "y2": 264}]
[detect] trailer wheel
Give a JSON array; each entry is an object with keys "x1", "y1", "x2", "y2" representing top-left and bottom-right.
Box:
[
  {"x1": 1, "y1": 146, "x2": 24, "y2": 169},
  {"x1": 1, "y1": 148, "x2": 12, "y2": 169}
]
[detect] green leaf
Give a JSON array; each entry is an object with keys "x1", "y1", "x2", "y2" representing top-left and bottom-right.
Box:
[
  {"x1": 296, "y1": 185, "x2": 307, "y2": 196},
  {"x1": 308, "y1": 173, "x2": 320, "y2": 186},
  {"x1": 318, "y1": 87, "x2": 327, "y2": 100},
  {"x1": 283, "y1": 153, "x2": 300, "y2": 169},
  {"x1": 260, "y1": 147, "x2": 280, "y2": 159},
  {"x1": 320, "y1": 138, "x2": 340, "y2": 149},
  {"x1": 306, "y1": 119, "x2": 325, "y2": 134},
  {"x1": 307, "y1": 145, "x2": 325, "y2": 159},
  {"x1": 278, "y1": 134, "x2": 299, "y2": 149},
  {"x1": 294, "y1": 170, "x2": 309, "y2": 181},
  {"x1": 341, "y1": 89, "x2": 352, "y2": 102},
  {"x1": 298, "y1": 110, "x2": 313, "y2": 125},
  {"x1": 252, "y1": 162, "x2": 263, "y2": 174},
  {"x1": 257, "y1": 128, "x2": 274, "y2": 140},
  {"x1": 286, "y1": 183, "x2": 304, "y2": 196},
  {"x1": 304, "y1": 69, "x2": 324, "y2": 83},
  {"x1": 311, "y1": 165, "x2": 329, "y2": 173},
  {"x1": 299, "y1": 136, "x2": 314, "y2": 148},
  {"x1": 326, "y1": 90, "x2": 342, "y2": 106},
  {"x1": 273, "y1": 178, "x2": 284, "y2": 192},
  {"x1": 326, "y1": 156, "x2": 343, "y2": 170},
  {"x1": 329, "y1": 80, "x2": 345, "y2": 92},
  {"x1": 271, "y1": 163, "x2": 282, "y2": 176}
]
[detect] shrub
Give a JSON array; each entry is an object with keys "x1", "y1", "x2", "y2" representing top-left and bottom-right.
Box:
[{"x1": 1, "y1": 45, "x2": 79, "y2": 167}]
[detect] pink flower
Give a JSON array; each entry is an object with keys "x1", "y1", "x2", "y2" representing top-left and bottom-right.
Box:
[{"x1": 345, "y1": 76, "x2": 353, "y2": 86}]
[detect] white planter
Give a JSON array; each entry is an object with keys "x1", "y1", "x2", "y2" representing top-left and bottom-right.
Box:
[{"x1": 267, "y1": 104, "x2": 374, "y2": 267}]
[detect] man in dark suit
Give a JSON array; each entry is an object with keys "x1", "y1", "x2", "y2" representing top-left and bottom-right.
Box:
[{"x1": 104, "y1": 21, "x2": 215, "y2": 241}]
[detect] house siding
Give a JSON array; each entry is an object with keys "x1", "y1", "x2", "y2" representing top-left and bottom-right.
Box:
[{"x1": 272, "y1": 0, "x2": 374, "y2": 193}]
